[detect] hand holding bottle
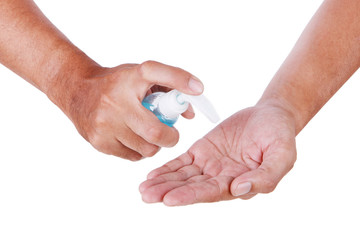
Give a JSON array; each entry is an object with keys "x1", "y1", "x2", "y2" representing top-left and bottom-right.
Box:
[
  {"x1": 0, "y1": 1, "x2": 205, "y2": 160},
  {"x1": 66, "y1": 61, "x2": 204, "y2": 160}
]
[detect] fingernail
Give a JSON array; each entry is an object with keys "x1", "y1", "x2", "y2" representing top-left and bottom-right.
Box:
[
  {"x1": 188, "y1": 76, "x2": 204, "y2": 94},
  {"x1": 234, "y1": 182, "x2": 252, "y2": 196}
]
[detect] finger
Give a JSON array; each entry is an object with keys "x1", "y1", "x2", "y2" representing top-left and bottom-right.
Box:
[
  {"x1": 238, "y1": 193, "x2": 258, "y2": 200},
  {"x1": 90, "y1": 136, "x2": 142, "y2": 161},
  {"x1": 181, "y1": 104, "x2": 195, "y2": 119},
  {"x1": 137, "y1": 60, "x2": 204, "y2": 95},
  {"x1": 146, "y1": 152, "x2": 193, "y2": 179},
  {"x1": 116, "y1": 126, "x2": 160, "y2": 158},
  {"x1": 99, "y1": 109, "x2": 161, "y2": 158},
  {"x1": 114, "y1": 63, "x2": 138, "y2": 69},
  {"x1": 139, "y1": 165, "x2": 201, "y2": 193},
  {"x1": 230, "y1": 141, "x2": 296, "y2": 196},
  {"x1": 112, "y1": 142, "x2": 143, "y2": 161},
  {"x1": 126, "y1": 105, "x2": 180, "y2": 148},
  {"x1": 142, "y1": 181, "x2": 187, "y2": 203},
  {"x1": 162, "y1": 176, "x2": 235, "y2": 206}
]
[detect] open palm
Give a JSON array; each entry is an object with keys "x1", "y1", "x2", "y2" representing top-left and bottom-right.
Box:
[{"x1": 140, "y1": 105, "x2": 297, "y2": 206}]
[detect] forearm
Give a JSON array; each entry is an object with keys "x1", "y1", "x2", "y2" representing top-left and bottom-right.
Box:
[
  {"x1": 0, "y1": 0, "x2": 100, "y2": 115},
  {"x1": 258, "y1": 0, "x2": 360, "y2": 134}
]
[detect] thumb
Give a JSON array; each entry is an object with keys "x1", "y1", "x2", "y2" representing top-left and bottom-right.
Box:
[
  {"x1": 230, "y1": 144, "x2": 296, "y2": 197},
  {"x1": 136, "y1": 60, "x2": 204, "y2": 95}
]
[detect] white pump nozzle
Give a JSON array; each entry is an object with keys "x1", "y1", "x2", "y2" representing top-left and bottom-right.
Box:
[
  {"x1": 158, "y1": 90, "x2": 220, "y2": 123},
  {"x1": 178, "y1": 92, "x2": 220, "y2": 123}
]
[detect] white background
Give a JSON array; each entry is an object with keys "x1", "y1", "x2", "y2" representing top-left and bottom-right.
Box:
[{"x1": 1, "y1": 0, "x2": 359, "y2": 239}]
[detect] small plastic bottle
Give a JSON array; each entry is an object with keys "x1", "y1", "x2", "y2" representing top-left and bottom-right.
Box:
[{"x1": 142, "y1": 90, "x2": 220, "y2": 127}]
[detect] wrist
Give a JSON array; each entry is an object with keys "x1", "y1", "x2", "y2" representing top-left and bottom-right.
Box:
[
  {"x1": 43, "y1": 45, "x2": 102, "y2": 120},
  {"x1": 256, "y1": 95, "x2": 302, "y2": 135}
]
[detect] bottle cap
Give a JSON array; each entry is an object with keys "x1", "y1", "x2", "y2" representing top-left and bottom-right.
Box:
[{"x1": 158, "y1": 90, "x2": 189, "y2": 119}]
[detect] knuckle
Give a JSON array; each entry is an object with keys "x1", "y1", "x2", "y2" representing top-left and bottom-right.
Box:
[
  {"x1": 142, "y1": 146, "x2": 160, "y2": 158},
  {"x1": 113, "y1": 148, "x2": 142, "y2": 161},
  {"x1": 146, "y1": 127, "x2": 163, "y2": 143},
  {"x1": 110, "y1": 142, "x2": 142, "y2": 161},
  {"x1": 88, "y1": 133, "x2": 106, "y2": 152},
  {"x1": 93, "y1": 112, "x2": 107, "y2": 129},
  {"x1": 138, "y1": 60, "x2": 157, "y2": 78},
  {"x1": 262, "y1": 178, "x2": 277, "y2": 193},
  {"x1": 168, "y1": 130, "x2": 179, "y2": 147}
]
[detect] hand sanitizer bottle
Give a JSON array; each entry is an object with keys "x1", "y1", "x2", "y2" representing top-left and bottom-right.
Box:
[{"x1": 142, "y1": 90, "x2": 220, "y2": 127}]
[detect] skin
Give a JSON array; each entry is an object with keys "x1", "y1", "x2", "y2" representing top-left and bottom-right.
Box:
[
  {"x1": 1, "y1": 0, "x2": 358, "y2": 206},
  {"x1": 140, "y1": 0, "x2": 360, "y2": 206},
  {"x1": 0, "y1": 0, "x2": 204, "y2": 160}
]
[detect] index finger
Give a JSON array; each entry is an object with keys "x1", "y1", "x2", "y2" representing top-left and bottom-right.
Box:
[{"x1": 137, "y1": 60, "x2": 204, "y2": 95}]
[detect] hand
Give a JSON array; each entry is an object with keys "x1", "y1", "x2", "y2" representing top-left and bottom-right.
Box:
[
  {"x1": 57, "y1": 61, "x2": 203, "y2": 160},
  {"x1": 139, "y1": 103, "x2": 297, "y2": 206}
]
